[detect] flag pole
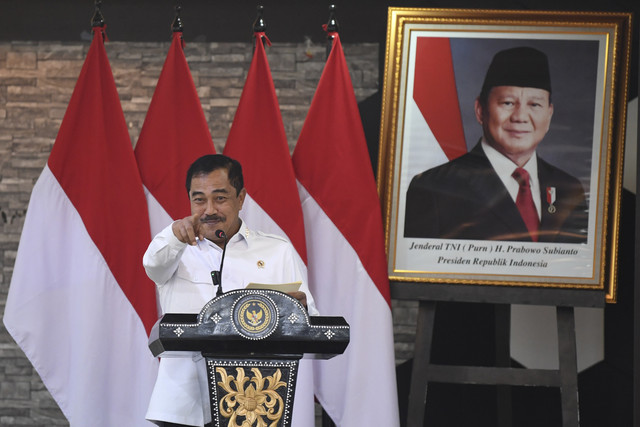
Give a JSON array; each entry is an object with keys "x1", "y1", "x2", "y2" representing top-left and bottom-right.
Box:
[
  {"x1": 325, "y1": 4, "x2": 339, "y2": 57},
  {"x1": 253, "y1": 5, "x2": 268, "y2": 48}
]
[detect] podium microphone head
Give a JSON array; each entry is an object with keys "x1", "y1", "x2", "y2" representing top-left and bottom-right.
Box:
[{"x1": 215, "y1": 229, "x2": 227, "y2": 239}]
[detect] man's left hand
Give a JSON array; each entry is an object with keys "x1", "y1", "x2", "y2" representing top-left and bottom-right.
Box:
[{"x1": 287, "y1": 291, "x2": 307, "y2": 309}]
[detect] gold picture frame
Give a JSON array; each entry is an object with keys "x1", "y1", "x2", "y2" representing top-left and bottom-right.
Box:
[{"x1": 377, "y1": 8, "x2": 632, "y2": 301}]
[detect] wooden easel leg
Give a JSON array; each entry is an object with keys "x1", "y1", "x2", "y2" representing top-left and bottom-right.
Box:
[
  {"x1": 556, "y1": 306, "x2": 579, "y2": 427},
  {"x1": 407, "y1": 300, "x2": 436, "y2": 427},
  {"x1": 495, "y1": 304, "x2": 512, "y2": 427}
]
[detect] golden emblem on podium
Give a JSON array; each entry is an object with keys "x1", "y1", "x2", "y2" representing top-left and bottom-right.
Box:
[{"x1": 232, "y1": 293, "x2": 279, "y2": 340}]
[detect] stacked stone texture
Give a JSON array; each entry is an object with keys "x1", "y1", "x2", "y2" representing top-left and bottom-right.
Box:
[{"x1": 0, "y1": 40, "x2": 416, "y2": 425}]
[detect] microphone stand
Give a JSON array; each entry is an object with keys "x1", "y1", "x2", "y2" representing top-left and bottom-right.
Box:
[{"x1": 211, "y1": 230, "x2": 228, "y2": 297}]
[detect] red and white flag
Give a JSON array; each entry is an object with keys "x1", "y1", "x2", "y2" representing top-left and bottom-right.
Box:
[
  {"x1": 223, "y1": 33, "x2": 314, "y2": 427},
  {"x1": 224, "y1": 33, "x2": 307, "y2": 261},
  {"x1": 135, "y1": 31, "x2": 216, "y2": 236},
  {"x1": 292, "y1": 33, "x2": 400, "y2": 426},
  {"x1": 3, "y1": 27, "x2": 158, "y2": 427},
  {"x1": 403, "y1": 37, "x2": 467, "y2": 181}
]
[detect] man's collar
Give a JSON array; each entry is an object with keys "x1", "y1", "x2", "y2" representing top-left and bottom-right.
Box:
[
  {"x1": 201, "y1": 220, "x2": 251, "y2": 251},
  {"x1": 218, "y1": 219, "x2": 251, "y2": 247},
  {"x1": 235, "y1": 219, "x2": 251, "y2": 244},
  {"x1": 481, "y1": 138, "x2": 538, "y2": 178}
]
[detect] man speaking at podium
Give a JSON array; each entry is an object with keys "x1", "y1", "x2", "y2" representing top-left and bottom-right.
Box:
[{"x1": 142, "y1": 154, "x2": 317, "y2": 427}]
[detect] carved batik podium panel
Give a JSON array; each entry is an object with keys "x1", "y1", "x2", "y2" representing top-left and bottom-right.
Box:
[{"x1": 207, "y1": 358, "x2": 298, "y2": 427}]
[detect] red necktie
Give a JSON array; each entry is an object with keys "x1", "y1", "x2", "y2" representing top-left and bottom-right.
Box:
[{"x1": 512, "y1": 167, "x2": 539, "y2": 241}]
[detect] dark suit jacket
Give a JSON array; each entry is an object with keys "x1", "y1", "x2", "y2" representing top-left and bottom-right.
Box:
[{"x1": 404, "y1": 143, "x2": 588, "y2": 243}]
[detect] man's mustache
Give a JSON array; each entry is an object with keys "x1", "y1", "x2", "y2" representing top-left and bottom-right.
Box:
[{"x1": 200, "y1": 215, "x2": 224, "y2": 222}]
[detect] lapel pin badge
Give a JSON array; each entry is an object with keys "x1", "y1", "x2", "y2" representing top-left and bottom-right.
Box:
[{"x1": 546, "y1": 187, "x2": 557, "y2": 213}]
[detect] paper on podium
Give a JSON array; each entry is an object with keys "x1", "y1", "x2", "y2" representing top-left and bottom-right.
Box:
[{"x1": 245, "y1": 281, "x2": 302, "y2": 293}]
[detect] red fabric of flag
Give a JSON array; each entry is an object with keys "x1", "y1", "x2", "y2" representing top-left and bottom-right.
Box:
[
  {"x1": 48, "y1": 28, "x2": 157, "y2": 333},
  {"x1": 223, "y1": 34, "x2": 307, "y2": 263},
  {"x1": 135, "y1": 31, "x2": 216, "y2": 231},
  {"x1": 413, "y1": 37, "x2": 467, "y2": 161}
]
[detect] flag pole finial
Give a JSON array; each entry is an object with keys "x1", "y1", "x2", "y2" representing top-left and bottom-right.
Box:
[
  {"x1": 326, "y1": 5, "x2": 339, "y2": 56},
  {"x1": 253, "y1": 5, "x2": 266, "y2": 32},
  {"x1": 91, "y1": 0, "x2": 105, "y2": 28},
  {"x1": 326, "y1": 5, "x2": 339, "y2": 33},
  {"x1": 172, "y1": 4, "x2": 184, "y2": 33},
  {"x1": 253, "y1": 5, "x2": 267, "y2": 47}
]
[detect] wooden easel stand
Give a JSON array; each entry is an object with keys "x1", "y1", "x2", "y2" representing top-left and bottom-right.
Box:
[{"x1": 392, "y1": 282, "x2": 605, "y2": 427}]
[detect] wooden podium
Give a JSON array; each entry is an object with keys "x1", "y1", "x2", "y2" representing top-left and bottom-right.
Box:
[{"x1": 149, "y1": 289, "x2": 349, "y2": 427}]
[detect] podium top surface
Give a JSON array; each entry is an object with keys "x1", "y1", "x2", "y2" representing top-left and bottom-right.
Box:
[{"x1": 149, "y1": 289, "x2": 350, "y2": 359}]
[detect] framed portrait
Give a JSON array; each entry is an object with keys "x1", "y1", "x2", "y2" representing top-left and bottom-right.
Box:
[{"x1": 377, "y1": 8, "x2": 632, "y2": 301}]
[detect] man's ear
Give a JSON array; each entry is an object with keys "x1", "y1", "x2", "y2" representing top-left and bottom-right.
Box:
[
  {"x1": 474, "y1": 98, "x2": 484, "y2": 125},
  {"x1": 237, "y1": 188, "x2": 247, "y2": 209},
  {"x1": 544, "y1": 103, "x2": 554, "y2": 133}
]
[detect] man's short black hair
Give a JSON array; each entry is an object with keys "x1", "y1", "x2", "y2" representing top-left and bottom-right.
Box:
[{"x1": 185, "y1": 154, "x2": 244, "y2": 196}]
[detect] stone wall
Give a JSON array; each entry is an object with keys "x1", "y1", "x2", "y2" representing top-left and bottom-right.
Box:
[{"x1": 0, "y1": 40, "x2": 417, "y2": 425}]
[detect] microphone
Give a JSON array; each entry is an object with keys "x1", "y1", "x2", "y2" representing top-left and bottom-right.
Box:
[{"x1": 210, "y1": 229, "x2": 228, "y2": 297}]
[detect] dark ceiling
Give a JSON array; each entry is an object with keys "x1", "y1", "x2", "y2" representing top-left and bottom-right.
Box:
[
  {"x1": 2, "y1": 1, "x2": 638, "y2": 96},
  {"x1": 1, "y1": 1, "x2": 636, "y2": 43}
]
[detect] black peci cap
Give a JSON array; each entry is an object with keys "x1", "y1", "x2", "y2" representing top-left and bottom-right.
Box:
[{"x1": 480, "y1": 46, "x2": 551, "y2": 99}]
